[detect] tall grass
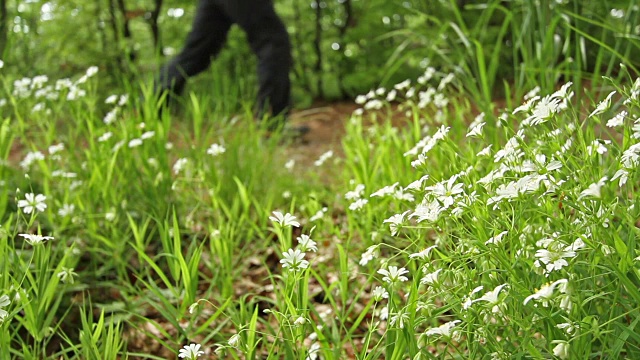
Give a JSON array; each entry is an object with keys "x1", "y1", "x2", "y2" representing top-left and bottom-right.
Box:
[
  {"x1": 382, "y1": 0, "x2": 640, "y2": 108},
  {"x1": 1, "y1": 3, "x2": 640, "y2": 359}
]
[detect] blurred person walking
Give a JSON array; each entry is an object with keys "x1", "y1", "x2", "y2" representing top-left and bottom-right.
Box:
[{"x1": 157, "y1": 0, "x2": 296, "y2": 131}]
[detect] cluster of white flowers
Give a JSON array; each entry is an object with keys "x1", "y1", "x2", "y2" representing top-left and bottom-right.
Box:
[
  {"x1": 405, "y1": 125, "x2": 451, "y2": 167},
  {"x1": 344, "y1": 69, "x2": 640, "y2": 359},
  {"x1": 309, "y1": 207, "x2": 327, "y2": 222},
  {"x1": 173, "y1": 157, "x2": 189, "y2": 175},
  {"x1": 269, "y1": 211, "x2": 318, "y2": 272},
  {"x1": 0, "y1": 295, "x2": 10, "y2": 323},
  {"x1": 466, "y1": 112, "x2": 486, "y2": 138},
  {"x1": 314, "y1": 150, "x2": 333, "y2": 166},
  {"x1": 8, "y1": 67, "x2": 97, "y2": 107},
  {"x1": 533, "y1": 234, "x2": 584, "y2": 275},
  {"x1": 345, "y1": 183, "x2": 367, "y2": 211},
  {"x1": 354, "y1": 70, "x2": 456, "y2": 116},
  {"x1": 206, "y1": 143, "x2": 226, "y2": 157},
  {"x1": 19, "y1": 150, "x2": 45, "y2": 170}
]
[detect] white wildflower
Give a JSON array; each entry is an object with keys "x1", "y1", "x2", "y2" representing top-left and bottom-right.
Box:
[
  {"x1": 523, "y1": 279, "x2": 568, "y2": 306},
  {"x1": 207, "y1": 143, "x2": 226, "y2": 157},
  {"x1": 98, "y1": 132, "x2": 113, "y2": 142},
  {"x1": 19, "y1": 151, "x2": 45, "y2": 170},
  {"x1": 611, "y1": 169, "x2": 629, "y2": 187},
  {"x1": 105, "y1": 94, "x2": 118, "y2": 104},
  {"x1": 524, "y1": 95, "x2": 560, "y2": 126},
  {"x1": 269, "y1": 211, "x2": 300, "y2": 227},
  {"x1": 19, "y1": 233, "x2": 54, "y2": 246},
  {"x1": 513, "y1": 96, "x2": 540, "y2": 114},
  {"x1": 606, "y1": 110, "x2": 626, "y2": 127},
  {"x1": 557, "y1": 322, "x2": 579, "y2": 335},
  {"x1": 280, "y1": 248, "x2": 310, "y2": 272},
  {"x1": 141, "y1": 131, "x2": 155, "y2": 140},
  {"x1": 17, "y1": 193, "x2": 47, "y2": 214},
  {"x1": 85, "y1": 66, "x2": 99, "y2": 77},
  {"x1": 178, "y1": 343, "x2": 204, "y2": 359},
  {"x1": 297, "y1": 234, "x2": 318, "y2": 252},
  {"x1": 395, "y1": 79, "x2": 411, "y2": 90},
  {"x1": 58, "y1": 204, "x2": 75, "y2": 217},
  {"x1": 473, "y1": 284, "x2": 508, "y2": 313},
  {"x1": 521, "y1": 154, "x2": 562, "y2": 174},
  {"x1": 534, "y1": 247, "x2": 576, "y2": 275},
  {"x1": 359, "y1": 245, "x2": 378, "y2": 266},
  {"x1": 485, "y1": 231, "x2": 508, "y2": 245},
  {"x1": 48, "y1": 143, "x2": 64, "y2": 155},
  {"x1": 370, "y1": 183, "x2": 398, "y2": 198},
  {"x1": 409, "y1": 245, "x2": 437, "y2": 260},
  {"x1": 309, "y1": 207, "x2": 327, "y2": 222},
  {"x1": 345, "y1": 184, "x2": 365, "y2": 200},
  {"x1": 404, "y1": 175, "x2": 430, "y2": 191},
  {"x1": 0, "y1": 295, "x2": 10, "y2": 322},
  {"x1": 426, "y1": 175, "x2": 464, "y2": 208},
  {"x1": 578, "y1": 176, "x2": 608, "y2": 199},
  {"x1": 377, "y1": 266, "x2": 409, "y2": 284},
  {"x1": 118, "y1": 94, "x2": 129, "y2": 106},
  {"x1": 411, "y1": 199, "x2": 443, "y2": 223},
  {"x1": 293, "y1": 316, "x2": 307, "y2": 326},
  {"x1": 128, "y1": 138, "x2": 143, "y2": 148},
  {"x1": 349, "y1": 198, "x2": 368, "y2": 211},
  {"x1": 389, "y1": 310, "x2": 409, "y2": 329},
  {"x1": 466, "y1": 121, "x2": 486, "y2": 138},
  {"x1": 424, "y1": 320, "x2": 461, "y2": 337},
  {"x1": 314, "y1": 150, "x2": 333, "y2": 166},
  {"x1": 552, "y1": 341, "x2": 570, "y2": 360},
  {"x1": 383, "y1": 210, "x2": 410, "y2": 236},
  {"x1": 477, "y1": 144, "x2": 492, "y2": 157},
  {"x1": 285, "y1": 159, "x2": 295, "y2": 171},
  {"x1": 589, "y1": 91, "x2": 616, "y2": 118},
  {"x1": 420, "y1": 268, "x2": 442, "y2": 285},
  {"x1": 372, "y1": 286, "x2": 389, "y2": 301},
  {"x1": 56, "y1": 267, "x2": 78, "y2": 284}
]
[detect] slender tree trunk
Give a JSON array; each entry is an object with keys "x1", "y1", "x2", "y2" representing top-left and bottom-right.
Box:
[
  {"x1": 335, "y1": 0, "x2": 354, "y2": 99},
  {"x1": 107, "y1": 0, "x2": 124, "y2": 72},
  {"x1": 313, "y1": 0, "x2": 323, "y2": 98},
  {"x1": 0, "y1": 0, "x2": 6, "y2": 58},
  {"x1": 149, "y1": 0, "x2": 163, "y2": 56},
  {"x1": 115, "y1": 0, "x2": 136, "y2": 62}
]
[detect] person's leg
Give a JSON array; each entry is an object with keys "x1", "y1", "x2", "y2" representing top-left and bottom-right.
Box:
[
  {"x1": 220, "y1": 0, "x2": 292, "y2": 124},
  {"x1": 157, "y1": 0, "x2": 233, "y2": 96}
]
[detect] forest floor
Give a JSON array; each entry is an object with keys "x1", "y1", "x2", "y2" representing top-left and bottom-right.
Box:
[{"x1": 285, "y1": 101, "x2": 359, "y2": 165}]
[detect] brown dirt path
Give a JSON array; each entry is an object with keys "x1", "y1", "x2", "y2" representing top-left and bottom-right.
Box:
[{"x1": 285, "y1": 101, "x2": 359, "y2": 164}]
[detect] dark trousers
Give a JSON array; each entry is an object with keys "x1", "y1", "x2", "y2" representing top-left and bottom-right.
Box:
[{"x1": 158, "y1": 0, "x2": 292, "y2": 118}]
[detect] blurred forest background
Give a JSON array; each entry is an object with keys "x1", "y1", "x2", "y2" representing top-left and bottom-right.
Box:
[{"x1": 1, "y1": 0, "x2": 639, "y2": 108}]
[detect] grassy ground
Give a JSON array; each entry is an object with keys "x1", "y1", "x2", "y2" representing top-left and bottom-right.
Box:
[
  {"x1": 2, "y1": 1, "x2": 640, "y2": 358},
  {"x1": 1, "y1": 62, "x2": 640, "y2": 360}
]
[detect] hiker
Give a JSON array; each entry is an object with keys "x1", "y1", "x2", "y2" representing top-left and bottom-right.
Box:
[{"x1": 157, "y1": 0, "x2": 293, "y2": 129}]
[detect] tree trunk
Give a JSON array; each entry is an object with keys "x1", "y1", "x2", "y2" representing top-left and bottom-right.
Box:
[
  {"x1": 106, "y1": 0, "x2": 124, "y2": 72},
  {"x1": 115, "y1": 0, "x2": 136, "y2": 62},
  {"x1": 313, "y1": 0, "x2": 323, "y2": 98},
  {"x1": 0, "y1": 0, "x2": 6, "y2": 58},
  {"x1": 335, "y1": 0, "x2": 354, "y2": 99},
  {"x1": 149, "y1": 0, "x2": 163, "y2": 56}
]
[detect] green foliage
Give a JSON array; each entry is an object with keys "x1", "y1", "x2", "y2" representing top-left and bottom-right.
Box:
[
  {"x1": 1, "y1": 1, "x2": 640, "y2": 359},
  {"x1": 2, "y1": 0, "x2": 638, "y2": 104}
]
